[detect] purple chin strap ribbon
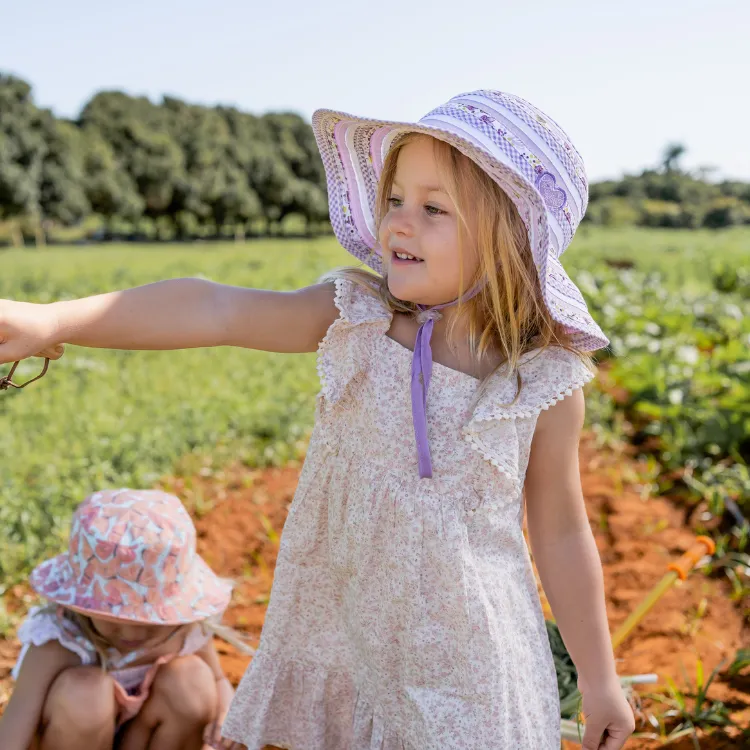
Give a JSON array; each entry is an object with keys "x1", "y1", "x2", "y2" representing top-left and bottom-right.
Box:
[{"x1": 410, "y1": 285, "x2": 483, "y2": 478}]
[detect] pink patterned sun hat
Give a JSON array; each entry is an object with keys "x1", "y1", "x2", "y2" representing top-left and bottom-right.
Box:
[
  {"x1": 29, "y1": 488, "x2": 232, "y2": 625},
  {"x1": 312, "y1": 89, "x2": 609, "y2": 352}
]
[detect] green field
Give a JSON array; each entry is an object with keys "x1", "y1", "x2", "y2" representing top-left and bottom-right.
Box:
[{"x1": 1, "y1": 228, "x2": 749, "y2": 592}]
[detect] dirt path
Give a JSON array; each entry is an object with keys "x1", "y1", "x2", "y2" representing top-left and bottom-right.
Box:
[{"x1": 1, "y1": 435, "x2": 748, "y2": 747}]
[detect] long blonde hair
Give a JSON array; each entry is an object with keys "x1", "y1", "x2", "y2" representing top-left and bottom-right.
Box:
[{"x1": 321, "y1": 132, "x2": 595, "y2": 400}]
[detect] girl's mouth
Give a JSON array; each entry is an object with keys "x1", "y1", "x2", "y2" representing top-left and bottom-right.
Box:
[{"x1": 392, "y1": 251, "x2": 424, "y2": 265}]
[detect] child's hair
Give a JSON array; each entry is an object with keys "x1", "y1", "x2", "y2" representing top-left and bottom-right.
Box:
[
  {"x1": 321, "y1": 132, "x2": 595, "y2": 404},
  {"x1": 50, "y1": 602, "x2": 255, "y2": 672}
]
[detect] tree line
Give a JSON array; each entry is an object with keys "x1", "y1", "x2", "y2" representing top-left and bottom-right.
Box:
[
  {"x1": 585, "y1": 143, "x2": 750, "y2": 229},
  {"x1": 1, "y1": 73, "x2": 749, "y2": 246},
  {"x1": 0, "y1": 73, "x2": 329, "y2": 245}
]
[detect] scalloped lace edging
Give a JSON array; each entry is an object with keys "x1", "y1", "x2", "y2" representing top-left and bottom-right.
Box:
[
  {"x1": 315, "y1": 277, "x2": 351, "y2": 402},
  {"x1": 471, "y1": 369, "x2": 596, "y2": 423},
  {"x1": 537, "y1": 370, "x2": 596, "y2": 413},
  {"x1": 461, "y1": 432, "x2": 521, "y2": 503}
]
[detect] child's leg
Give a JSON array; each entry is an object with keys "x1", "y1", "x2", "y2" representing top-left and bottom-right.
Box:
[
  {"x1": 37, "y1": 666, "x2": 116, "y2": 750},
  {"x1": 117, "y1": 655, "x2": 217, "y2": 750}
]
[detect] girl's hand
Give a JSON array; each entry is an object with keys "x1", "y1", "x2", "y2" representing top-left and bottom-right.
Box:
[
  {"x1": 0, "y1": 299, "x2": 62, "y2": 365},
  {"x1": 202, "y1": 674, "x2": 243, "y2": 749},
  {"x1": 577, "y1": 675, "x2": 636, "y2": 750},
  {"x1": 201, "y1": 710, "x2": 244, "y2": 749}
]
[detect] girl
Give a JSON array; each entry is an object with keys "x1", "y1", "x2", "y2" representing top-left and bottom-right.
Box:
[
  {"x1": 0, "y1": 90, "x2": 636, "y2": 749},
  {"x1": 0, "y1": 488, "x2": 246, "y2": 750}
]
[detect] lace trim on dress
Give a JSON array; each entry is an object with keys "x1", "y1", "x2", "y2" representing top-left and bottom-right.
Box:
[
  {"x1": 463, "y1": 347, "x2": 596, "y2": 494},
  {"x1": 316, "y1": 277, "x2": 392, "y2": 405},
  {"x1": 11, "y1": 606, "x2": 97, "y2": 680}
]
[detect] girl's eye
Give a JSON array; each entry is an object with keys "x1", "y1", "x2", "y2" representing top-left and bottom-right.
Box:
[{"x1": 387, "y1": 198, "x2": 445, "y2": 217}]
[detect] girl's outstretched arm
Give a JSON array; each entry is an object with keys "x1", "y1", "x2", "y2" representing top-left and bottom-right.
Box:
[
  {"x1": 0, "y1": 279, "x2": 339, "y2": 364},
  {"x1": 0, "y1": 641, "x2": 81, "y2": 750}
]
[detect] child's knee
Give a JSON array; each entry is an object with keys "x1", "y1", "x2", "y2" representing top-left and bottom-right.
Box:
[
  {"x1": 44, "y1": 666, "x2": 115, "y2": 731},
  {"x1": 150, "y1": 655, "x2": 217, "y2": 723}
]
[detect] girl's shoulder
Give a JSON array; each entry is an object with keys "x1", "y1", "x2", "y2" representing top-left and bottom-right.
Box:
[
  {"x1": 329, "y1": 276, "x2": 391, "y2": 328},
  {"x1": 11, "y1": 605, "x2": 97, "y2": 679},
  {"x1": 317, "y1": 276, "x2": 392, "y2": 404},
  {"x1": 472, "y1": 345, "x2": 597, "y2": 423}
]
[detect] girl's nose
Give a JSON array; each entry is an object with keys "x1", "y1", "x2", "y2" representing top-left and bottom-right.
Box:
[{"x1": 387, "y1": 205, "x2": 415, "y2": 237}]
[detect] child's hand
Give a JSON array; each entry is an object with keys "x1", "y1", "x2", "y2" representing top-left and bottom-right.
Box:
[
  {"x1": 202, "y1": 674, "x2": 243, "y2": 749},
  {"x1": 0, "y1": 299, "x2": 61, "y2": 365},
  {"x1": 202, "y1": 711, "x2": 244, "y2": 749},
  {"x1": 577, "y1": 675, "x2": 636, "y2": 749}
]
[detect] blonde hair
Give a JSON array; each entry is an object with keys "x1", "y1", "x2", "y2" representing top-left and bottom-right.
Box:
[
  {"x1": 52, "y1": 603, "x2": 255, "y2": 672},
  {"x1": 321, "y1": 132, "x2": 595, "y2": 402}
]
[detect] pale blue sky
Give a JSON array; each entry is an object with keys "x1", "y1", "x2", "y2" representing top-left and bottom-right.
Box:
[{"x1": 4, "y1": 0, "x2": 747, "y2": 182}]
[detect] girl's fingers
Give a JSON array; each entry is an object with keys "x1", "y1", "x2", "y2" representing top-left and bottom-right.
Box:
[
  {"x1": 202, "y1": 721, "x2": 214, "y2": 742},
  {"x1": 202, "y1": 721, "x2": 221, "y2": 747},
  {"x1": 35, "y1": 344, "x2": 65, "y2": 360}
]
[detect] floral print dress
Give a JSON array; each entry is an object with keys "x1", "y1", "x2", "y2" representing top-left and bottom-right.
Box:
[{"x1": 223, "y1": 278, "x2": 596, "y2": 750}]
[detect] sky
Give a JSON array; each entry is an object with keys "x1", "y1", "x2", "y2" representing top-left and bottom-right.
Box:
[{"x1": 4, "y1": 0, "x2": 747, "y2": 182}]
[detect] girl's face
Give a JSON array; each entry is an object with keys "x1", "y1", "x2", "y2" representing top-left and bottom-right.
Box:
[
  {"x1": 379, "y1": 135, "x2": 480, "y2": 307},
  {"x1": 89, "y1": 616, "x2": 178, "y2": 652}
]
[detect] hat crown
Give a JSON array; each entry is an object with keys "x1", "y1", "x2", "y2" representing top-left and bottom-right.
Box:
[
  {"x1": 29, "y1": 488, "x2": 231, "y2": 624},
  {"x1": 416, "y1": 89, "x2": 589, "y2": 257},
  {"x1": 68, "y1": 489, "x2": 196, "y2": 586}
]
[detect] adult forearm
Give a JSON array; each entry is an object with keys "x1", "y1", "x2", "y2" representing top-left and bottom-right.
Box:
[{"x1": 531, "y1": 527, "x2": 619, "y2": 685}]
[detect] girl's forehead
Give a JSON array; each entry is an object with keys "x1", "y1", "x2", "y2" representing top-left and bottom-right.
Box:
[{"x1": 394, "y1": 137, "x2": 448, "y2": 184}]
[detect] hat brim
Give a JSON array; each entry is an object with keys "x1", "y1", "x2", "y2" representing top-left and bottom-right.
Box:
[
  {"x1": 542, "y1": 256, "x2": 609, "y2": 351},
  {"x1": 312, "y1": 106, "x2": 608, "y2": 352},
  {"x1": 29, "y1": 552, "x2": 232, "y2": 626}
]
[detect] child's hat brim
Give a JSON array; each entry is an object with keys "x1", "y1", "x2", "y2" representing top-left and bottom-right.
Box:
[
  {"x1": 29, "y1": 552, "x2": 232, "y2": 626},
  {"x1": 311, "y1": 90, "x2": 609, "y2": 352}
]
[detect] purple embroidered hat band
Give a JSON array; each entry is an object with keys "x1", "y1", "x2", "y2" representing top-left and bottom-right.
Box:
[{"x1": 311, "y1": 90, "x2": 609, "y2": 477}]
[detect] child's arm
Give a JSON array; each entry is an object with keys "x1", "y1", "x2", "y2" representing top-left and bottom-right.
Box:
[
  {"x1": 0, "y1": 279, "x2": 339, "y2": 364},
  {"x1": 195, "y1": 639, "x2": 242, "y2": 749},
  {"x1": 523, "y1": 389, "x2": 619, "y2": 686},
  {"x1": 0, "y1": 641, "x2": 81, "y2": 750},
  {"x1": 524, "y1": 391, "x2": 635, "y2": 744}
]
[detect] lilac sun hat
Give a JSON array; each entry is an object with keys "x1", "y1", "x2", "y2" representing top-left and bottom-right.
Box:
[{"x1": 311, "y1": 90, "x2": 609, "y2": 477}]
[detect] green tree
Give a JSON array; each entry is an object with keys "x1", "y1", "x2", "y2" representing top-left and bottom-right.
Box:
[
  {"x1": 79, "y1": 92, "x2": 185, "y2": 218},
  {"x1": 0, "y1": 74, "x2": 48, "y2": 243},
  {"x1": 662, "y1": 142, "x2": 686, "y2": 173},
  {"x1": 38, "y1": 117, "x2": 90, "y2": 226}
]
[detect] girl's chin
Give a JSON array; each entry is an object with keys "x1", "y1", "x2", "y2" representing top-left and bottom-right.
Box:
[
  {"x1": 387, "y1": 278, "x2": 456, "y2": 308},
  {"x1": 386, "y1": 278, "x2": 422, "y2": 304}
]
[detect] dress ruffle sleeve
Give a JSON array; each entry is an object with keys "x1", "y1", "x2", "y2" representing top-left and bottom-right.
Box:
[
  {"x1": 316, "y1": 277, "x2": 392, "y2": 405},
  {"x1": 462, "y1": 347, "x2": 597, "y2": 500},
  {"x1": 11, "y1": 605, "x2": 97, "y2": 680}
]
